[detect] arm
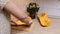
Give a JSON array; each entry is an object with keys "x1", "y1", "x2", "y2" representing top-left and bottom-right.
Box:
[{"x1": 3, "y1": 0, "x2": 31, "y2": 25}]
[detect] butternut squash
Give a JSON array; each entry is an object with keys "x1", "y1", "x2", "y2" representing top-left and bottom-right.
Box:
[{"x1": 37, "y1": 12, "x2": 50, "y2": 27}]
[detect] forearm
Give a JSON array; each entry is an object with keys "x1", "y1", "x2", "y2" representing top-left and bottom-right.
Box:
[{"x1": 4, "y1": 0, "x2": 27, "y2": 19}]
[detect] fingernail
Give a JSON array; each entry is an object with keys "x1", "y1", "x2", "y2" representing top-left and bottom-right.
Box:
[{"x1": 29, "y1": 20, "x2": 33, "y2": 24}]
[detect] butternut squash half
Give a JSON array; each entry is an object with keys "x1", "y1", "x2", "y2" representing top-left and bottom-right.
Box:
[
  {"x1": 37, "y1": 12, "x2": 50, "y2": 27},
  {"x1": 11, "y1": 15, "x2": 32, "y2": 25}
]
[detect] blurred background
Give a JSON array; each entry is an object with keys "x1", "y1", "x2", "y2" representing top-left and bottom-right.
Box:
[{"x1": 11, "y1": 0, "x2": 60, "y2": 34}]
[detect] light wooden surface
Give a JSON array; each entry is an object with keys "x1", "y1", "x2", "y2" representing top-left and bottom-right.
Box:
[{"x1": 12, "y1": 18, "x2": 60, "y2": 34}]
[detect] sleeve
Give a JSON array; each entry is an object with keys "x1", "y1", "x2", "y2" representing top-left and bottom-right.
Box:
[{"x1": 0, "y1": 0, "x2": 9, "y2": 10}]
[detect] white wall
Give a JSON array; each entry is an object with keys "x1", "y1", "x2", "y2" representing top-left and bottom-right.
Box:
[
  {"x1": 12, "y1": 0, "x2": 37, "y2": 12},
  {"x1": 12, "y1": 0, "x2": 60, "y2": 16},
  {"x1": 37, "y1": 0, "x2": 60, "y2": 16}
]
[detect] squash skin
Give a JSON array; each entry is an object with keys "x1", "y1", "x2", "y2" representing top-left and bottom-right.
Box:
[{"x1": 11, "y1": 15, "x2": 32, "y2": 26}]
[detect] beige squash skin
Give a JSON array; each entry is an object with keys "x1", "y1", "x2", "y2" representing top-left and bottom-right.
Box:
[{"x1": 11, "y1": 15, "x2": 32, "y2": 25}]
